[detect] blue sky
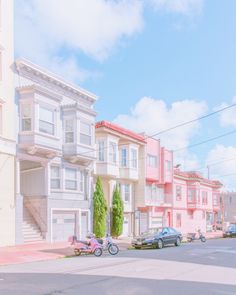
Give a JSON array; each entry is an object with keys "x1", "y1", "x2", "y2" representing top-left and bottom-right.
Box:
[{"x1": 15, "y1": 0, "x2": 236, "y2": 189}]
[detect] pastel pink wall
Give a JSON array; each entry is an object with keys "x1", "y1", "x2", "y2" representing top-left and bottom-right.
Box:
[{"x1": 146, "y1": 138, "x2": 160, "y2": 181}]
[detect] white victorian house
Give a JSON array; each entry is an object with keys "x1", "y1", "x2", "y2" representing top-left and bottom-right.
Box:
[{"x1": 15, "y1": 59, "x2": 97, "y2": 243}]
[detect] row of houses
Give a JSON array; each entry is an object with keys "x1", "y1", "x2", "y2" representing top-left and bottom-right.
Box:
[{"x1": 0, "y1": 0, "x2": 222, "y2": 246}]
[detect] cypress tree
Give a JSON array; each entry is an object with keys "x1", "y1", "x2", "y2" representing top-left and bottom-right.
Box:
[
  {"x1": 93, "y1": 177, "x2": 107, "y2": 238},
  {"x1": 111, "y1": 185, "x2": 124, "y2": 238}
]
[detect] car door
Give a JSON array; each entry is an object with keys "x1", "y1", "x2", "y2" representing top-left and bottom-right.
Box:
[
  {"x1": 168, "y1": 228, "x2": 178, "y2": 244},
  {"x1": 161, "y1": 227, "x2": 171, "y2": 245}
]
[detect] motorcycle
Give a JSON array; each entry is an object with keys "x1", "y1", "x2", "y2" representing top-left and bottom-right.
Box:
[
  {"x1": 187, "y1": 229, "x2": 206, "y2": 243},
  {"x1": 97, "y1": 234, "x2": 119, "y2": 255},
  {"x1": 69, "y1": 234, "x2": 103, "y2": 257}
]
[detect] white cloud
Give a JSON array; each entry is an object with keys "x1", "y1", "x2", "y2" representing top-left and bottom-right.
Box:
[
  {"x1": 151, "y1": 0, "x2": 204, "y2": 15},
  {"x1": 113, "y1": 96, "x2": 207, "y2": 169},
  {"x1": 15, "y1": 0, "x2": 144, "y2": 65},
  {"x1": 206, "y1": 145, "x2": 236, "y2": 190},
  {"x1": 217, "y1": 97, "x2": 236, "y2": 128}
]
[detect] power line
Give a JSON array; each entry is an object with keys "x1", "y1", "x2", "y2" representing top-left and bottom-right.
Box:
[
  {"x1": 146, "y1": 101, "x2": 236, "y2": 138},
  {"x1": 173, "y1": 129, "x2": 236, "y2": 153},
  {"x1": 77, "y1": 100, "x2": 236, "y2": 157}
]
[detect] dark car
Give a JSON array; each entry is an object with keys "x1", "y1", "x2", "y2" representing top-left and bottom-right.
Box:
[
  {"x1": 223, "y1": 225, "x2": 236, "y2": 238},
  {"x1": 132, "y1": 227, "x2": 182, "y2": 249}
]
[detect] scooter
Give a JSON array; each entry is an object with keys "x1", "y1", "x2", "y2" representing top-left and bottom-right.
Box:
[
  {"x1": 97, "y1": 234, "x2": 119, "y2": 255},
  {"x1": 187, "y1": 229, "x2": 206, "y2": 243},
  {"x1": 69, "y1": 235, "x2": 103, "y2": 257}
]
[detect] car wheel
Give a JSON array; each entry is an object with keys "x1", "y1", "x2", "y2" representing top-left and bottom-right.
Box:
[
  {"x1": 157, "y1": 239, "x2": 164, "y2": 249},
  {"x1": 175, "y1": 237, "x2": 181, "y2": 246}
]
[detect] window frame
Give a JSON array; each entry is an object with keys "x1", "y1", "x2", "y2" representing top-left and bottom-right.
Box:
[
  {"x1": 176, "y1": 213, "x2": 182, "y2": 228},
  {"x1": 131, "y1": 148, "x2": 138, "y2": 169},
  {"x1": 176, "y1": 185, "x2": 182, "y2": 201},
  {"x1": 121, "y1": 147, "x2": 128, "y2": 167},
  {"x1": 109, "y1": 141, "x2": 117, "y2": 164},
  {"x1": 65, "y1": 167, "x2": 77, "y2": 191},
  {"x1": 21, "y1": 103, "x2": 33, "y2": 132},
  {"x1": 39, "y1": 105, "x2": 55, "y2": 135},
  {"x1": 80, "y1": 121, "x2": 92, "y2": 146},
  {"x1": 50, "y1": 166, "x2": 61, "y2": 190},
  {"x1": 64, "y1": 119, "x2": 75, "y2": 143},
  {"x1": 124, "y1": 184, "x2": 130, "y2": 202},
  {"x1": 147, "y1": 154, "x2": 157, "y2": 168},
  {"x1": 98, "y1": 140, "x2": 105, "y2": 162}
]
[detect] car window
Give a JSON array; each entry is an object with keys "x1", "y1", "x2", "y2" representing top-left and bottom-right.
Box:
[
  {"x1": 168, "y1": 228, "x2": 177, "y2": 234},
  {"x1": 162, "y1": 227, "x2": 170, "y2": 234}
]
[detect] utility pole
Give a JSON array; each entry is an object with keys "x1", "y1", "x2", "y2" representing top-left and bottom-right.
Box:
[{"x1": 207, "y1": 165, "x2": 210, "y2": 179}]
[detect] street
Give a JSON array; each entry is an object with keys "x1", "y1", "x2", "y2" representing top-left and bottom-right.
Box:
[{"x1": 0, "y1": 238, "x2": 236, "y2": 295}]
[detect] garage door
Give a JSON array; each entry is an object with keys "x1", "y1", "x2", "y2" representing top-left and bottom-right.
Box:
[{"x1": 52, "y1": 212, "x2": 76, "y2": 242}]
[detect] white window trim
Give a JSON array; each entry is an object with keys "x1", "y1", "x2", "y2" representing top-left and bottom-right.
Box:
[
  {"x1": 50, "y1": 165, "x2": 61, "y2": 190},
  {"x1": 79, "y1": 121, "x2": 92, "y2": 146},
  {"x1": 64, "y1": 118, "x2": 75, "y2": 144},
  {"x1": 109, "y1": 141, "x2": 117, "y2": 164},
  {"x1": 98, "y1": 140, "x2": 105, "y2": 162},
  {"x1": 130, "y1": 148, "x2": 138, "y2": 169},
  {"x1": 65, "y1": 167, "x2": 78, "y2": 191},
  {"x1": 121, "y1": 146, "x2": 128, "y2": 168},
  {"x1": 20, "y1": 103, "x2": 33, "y2": 132},
  {"x1": 38, "y1": 105, "x2": 56, "y2": 136}
]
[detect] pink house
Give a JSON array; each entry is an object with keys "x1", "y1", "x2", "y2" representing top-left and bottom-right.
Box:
[
  {"x1": 137, "y1": 137, "x2": 174, "y2": 233},
  {"x1": 173, "y1": 170, "x2": 222, "y2": 234}
]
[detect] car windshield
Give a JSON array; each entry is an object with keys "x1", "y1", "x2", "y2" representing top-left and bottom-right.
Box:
[
  {"x1": 141, "y1": 228, "x2": 162, "y2": 235},
  {"x1": 228, "y1": 226, "x2": 235, "y2": 231}
]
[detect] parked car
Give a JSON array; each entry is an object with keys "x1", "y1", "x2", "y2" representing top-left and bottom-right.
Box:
[
  {"x1": 132, "y1": 227, "x2": 182, "y2": 249},
  {"x1": 223, "y1": 225, "x2": 236, "y2": 238}
]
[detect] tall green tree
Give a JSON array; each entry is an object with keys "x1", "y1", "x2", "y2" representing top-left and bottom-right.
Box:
[
  {"x1": 111, "y1": 185, "x2": 124, "y2": 238},
  {"x1": 93, "y1": 177, "x2": 107, "y2": 238}
]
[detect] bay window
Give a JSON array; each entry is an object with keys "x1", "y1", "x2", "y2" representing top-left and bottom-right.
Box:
[
  {"x1": 80, "y1": 121, "x2": 92, "y2": 145},
  {"x1": 65, "y1": 168, "x2": 77, "y2": 190},
  {"x1": 176, "y1": 185, "x2": 182, "y2": 201},
  {"x1": 50, "y1": 166, "x2": 60, "y2": 189},
  {"x1": 188, "y1": 189, "x2": 195, "y2": 203},
  {"x1": 39, "y1": 106, "x2": 54, "y2": 135},
  {"x1": 64, "y1": 119, "x2": 74, "y2": 143},
  {"x1": 21, "y1": 104, "x2": 32, "y2": 131}
]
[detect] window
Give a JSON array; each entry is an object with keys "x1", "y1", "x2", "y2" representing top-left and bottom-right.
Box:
[
  {"x1": 80, "y1": 121, "x2": 91, "y2": 145},
  {"x1": 147, "y1": 154, "x2": 157, "y2": 168},
  {"x1": 0, "y1": 104, "x2": 2, "y2": 135},
  {"x1": 50, "y1": 166, "x2": 60, "y2": 189},
  {"x1": 176, "y1": 185, "x2": 182, "y2": 201},
  {"x1": 131, "y1": 148, "x2": 137, "y2": 169},
  {"x1": 176, "y1": 213, "x2": 181, "y2": 228},
  {"x1": 213, "y1": 194, "x2": 219, "y2": 206},
  {"x1": 188, "y1": 189, "x2": 195, "y2": 203},
  {"x1": 121, "y1": 147, "x2": 127, "y2": 167},
  {"x1": 79, "y1": 171, "x2": 84, "y2": 192},
  {"x1": 39, "y1": 106, "x2": 54, "y2": 135},
  {"x1": 0, "y1": 51, "x2": 2, "y2": 81},
  {"x1": 109, "y1": 142, "x2": 116, "y2": 163},
  {"x1": 188, "y1": 210, "x2": 194, "y2": 219},
  {"x1": 65, "y1": 168, "x2": 77, "y2": 190},
  {"x1": 202, "y1": 191, "x2": 208, "y2": 205},
  {"x1": 64, "y1": 119, "x2": 74, "y2": 143},
  {"x1": 98, "y1": 141, "x2": 105, "y2": 162},
  {"x1": 202, "y1": 211, "x2": 206, "y2": 219},
  {"x1": 124, "y1": 184, "x2": 130, "y2": 202},
  {"x1": 21, "y1": 104, "x2": 32, "y2": 131},
  {"x1": 165, "y1": 160, "x2": 172, "y2": 172}
]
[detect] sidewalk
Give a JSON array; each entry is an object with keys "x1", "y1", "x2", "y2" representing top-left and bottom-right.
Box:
[{"x1": 0, "y1": 238, "x2": 130, "y2": 266}]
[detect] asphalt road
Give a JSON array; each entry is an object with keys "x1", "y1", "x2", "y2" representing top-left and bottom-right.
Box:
[{"x1": 0, "y1": 238, "x2": 236, "y2": 295}]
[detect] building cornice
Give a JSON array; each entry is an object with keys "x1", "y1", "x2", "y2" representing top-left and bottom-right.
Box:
[
  {"x1": 62, "y1": 103, "x2": 97, "y2": 117},
  {"x1": 16, "y1": 84, "x2": 63, "y2": 102},
  {"x1": 15, "y1": 58, "x2": 98, "y2": 103}
]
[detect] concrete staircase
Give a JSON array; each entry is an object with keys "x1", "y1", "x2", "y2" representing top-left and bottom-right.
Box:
[{"x1": 23, "y1": 207, "x2": 44, "y2": 243}]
